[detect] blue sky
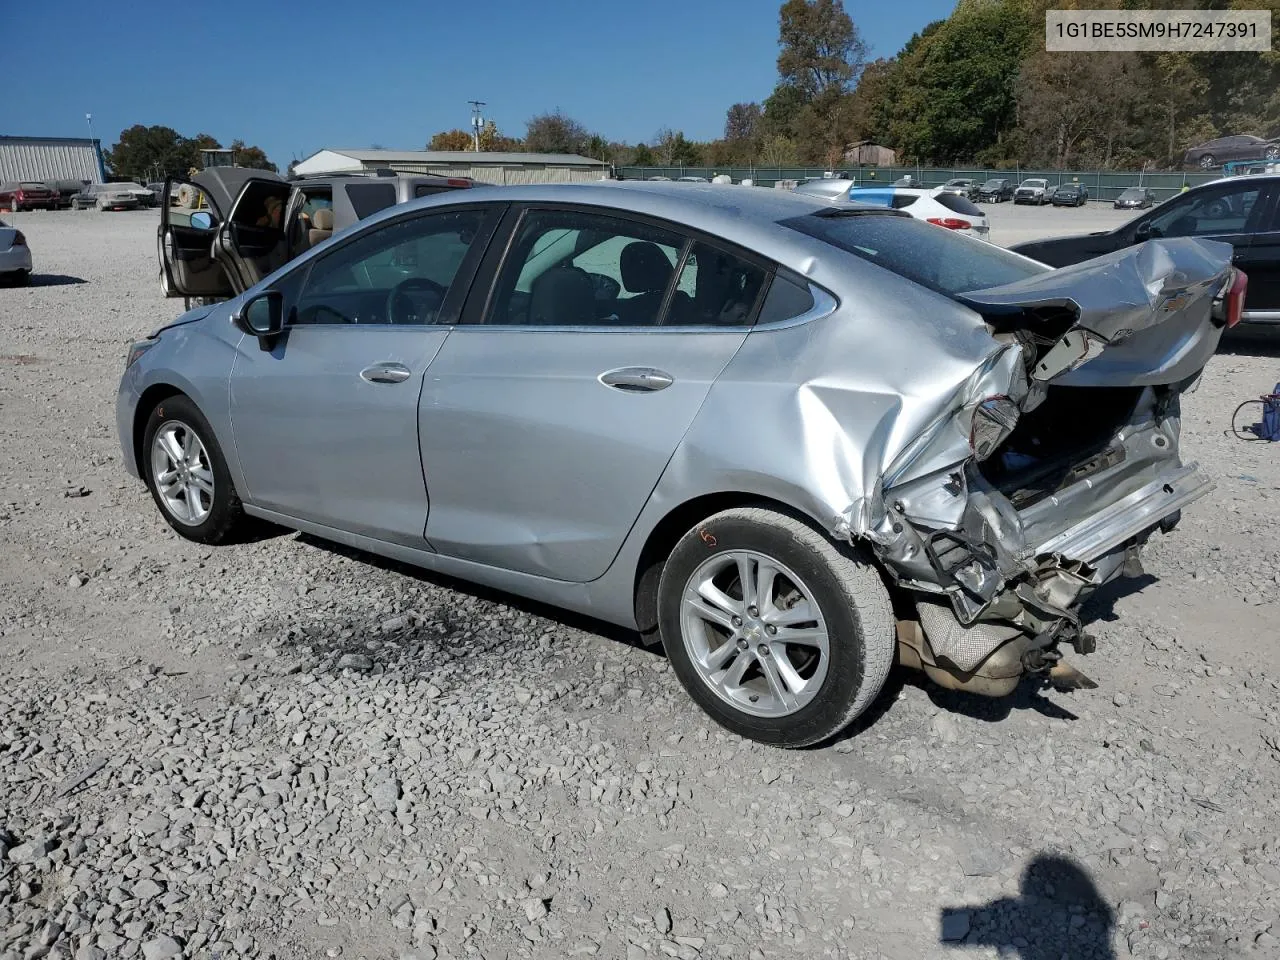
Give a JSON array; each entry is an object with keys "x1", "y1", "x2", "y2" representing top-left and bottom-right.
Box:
[{"x1": 4, "y1": 0, "x2": 954, "y2": 168}]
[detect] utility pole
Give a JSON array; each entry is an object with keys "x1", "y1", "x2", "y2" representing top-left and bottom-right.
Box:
[{"x1": 468, "y1": 101, "x2": 486, "y2": 152}]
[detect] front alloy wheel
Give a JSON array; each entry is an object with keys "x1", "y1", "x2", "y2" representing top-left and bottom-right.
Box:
[{"x1": 142, "y1": 394, "x2": 246, "y2": 544}]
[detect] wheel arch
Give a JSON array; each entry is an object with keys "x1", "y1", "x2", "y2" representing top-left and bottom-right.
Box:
[
  {"x1": 133, "y1": 383, "x2": 190, "y2": 481},
  {"x1": 631, "y1": 491, "x2": 851, "y2": 640}
]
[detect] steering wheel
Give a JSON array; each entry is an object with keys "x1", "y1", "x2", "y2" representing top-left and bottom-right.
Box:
[{"x1": 386, "y1": 277, "x2": 446, "y2": 324}]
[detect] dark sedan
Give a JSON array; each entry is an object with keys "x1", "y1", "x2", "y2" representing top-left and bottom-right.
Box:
[
  {"x1": 1010, "y1": 174, "x2": 1280, "y2": 331},
  {"x1": 1051, "y1": 184, "x2": 1088, "y2": 207},
  {"x1": 1114, "y1": 187, "x2": 1154, "y2": 210},
  {"x1": 1183, "y1": 134, "x2": 1280, "y2": 171},
  {"x1": 977, "y1": 178, "x2": 1013, "y2": 202}
]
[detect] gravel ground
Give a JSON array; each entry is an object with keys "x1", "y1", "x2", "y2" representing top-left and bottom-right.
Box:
[{"x1": 1, "y1": 208, "x2": 1279, "y2": 960}]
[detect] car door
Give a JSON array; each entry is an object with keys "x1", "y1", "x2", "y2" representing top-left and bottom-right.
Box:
[
  {"x1": 229, "y1": 203, "x2": 504, "y2": 545},
  {"x1": 1140, "y1": 179, "x2": 1274, "y2": 284},
  {"x1": 419, "y1": 204, "x2": 770, "y2": 582},
  {"x1": 213, "y1": 178, "x2": 295, "y2": 294},
  {"x1": 157, "y1": 178, "x2": 234, "y2": 300},
  {"x1": 1239, "y1": 187, "x2": 1280, "y2": 320}
]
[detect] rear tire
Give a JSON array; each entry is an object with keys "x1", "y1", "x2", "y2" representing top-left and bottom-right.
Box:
[
  {"x1": 142, "y1": 394, "x2": 246, "y2": 544},
  {"x1": 1199, "y1": 153, "x2": 1216, "y2": 170},
  {"x1": 657, "y1": 507, "x2": 895, "y2": 749}
]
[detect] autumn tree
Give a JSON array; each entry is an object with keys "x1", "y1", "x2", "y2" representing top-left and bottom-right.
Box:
[
  {"x1": 428, "y1": 129, "x2": 475, "y2": 151},
  {"x1": 524, "y1": 110, "x2": 590, "y2": 154},
  {"x1": 229, "y1": 139, "x2": 277, "y2": 172}
]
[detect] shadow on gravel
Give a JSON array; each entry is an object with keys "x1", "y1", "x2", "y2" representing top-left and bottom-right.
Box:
[
  {"x1": 941, "y1": 853, "x2": 1116, "y2": 958},
  {"x1": 294, "y1": 533, "x2": 660, "y2": 655},
  {"x1": 911, "y1": 671, "x2": 1080, "y2": 723},
  {"x1": 1218, "y1": 331, "x2": 1280, "y2": 358},
  {"x1": 1081, "y1": 573, "x2": 1158, "y2": 624},
  {"x1": 28, "y1": 274, "x2": 87, "y2": 287}
]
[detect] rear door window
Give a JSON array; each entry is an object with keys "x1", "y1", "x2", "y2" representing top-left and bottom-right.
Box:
[
  {"x1": 1150, "y1": 182, "x2": 1266, "y2": 238},
  {"x1": 345, "y1": 182, "x2": 397, "y2": 220},
  {"x1": 782, "y1": 211, "x2": 1046, "y2": 298}
]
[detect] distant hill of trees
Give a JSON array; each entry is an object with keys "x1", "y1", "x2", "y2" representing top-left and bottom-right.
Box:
[{"x1": 425, "y1": 0, "x2": 1279, "y2": 171}]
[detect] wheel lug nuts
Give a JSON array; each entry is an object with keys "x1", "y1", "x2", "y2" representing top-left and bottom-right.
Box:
[
  {"x1": 757, "y1": 644, "x2": 770, "y2": 657},
  {"x1": 731, "y1": 616, "x2": 743, "y2": 627},
  {"x1": 736, "y1": 639, "x2": 748, "y2": 650},
  {"x1": 747, "y1": 605, "x2": 758, "y2": 618},
  {"x1": 765, "y1": 624, "x2": 777, "y2": 635}
]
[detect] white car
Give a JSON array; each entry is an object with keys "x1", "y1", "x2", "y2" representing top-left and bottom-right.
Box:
[
  {"x1": 1014, "y1": 178, "x2": 1052, "y2": 205},
  {"x1": 792, "y1": 179, "x2": 990, "y2": 239},
  {"x1": 0, "y1": 219, "x2": 32, "y2": 286}
]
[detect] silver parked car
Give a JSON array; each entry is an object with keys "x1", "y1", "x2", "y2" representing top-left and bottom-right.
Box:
[
  {"x1": 0, "y1": 218, "x2": 33, "y2": 285},
  {"x1": 117, "y1": 182, "x2": 1236, "y2": 748}
]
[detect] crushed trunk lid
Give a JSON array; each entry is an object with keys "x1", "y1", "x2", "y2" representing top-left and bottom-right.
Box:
[{"x1": 956, "y1": 237, "x2": 1235, "y2": 387}]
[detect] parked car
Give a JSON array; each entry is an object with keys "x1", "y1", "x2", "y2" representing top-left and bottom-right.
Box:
[
  {"x1": 1011, "y1": 173, "x2": 1278, "y2": 330},
  {"x1": 121, "y1": 181, "x2": 1231, "y2": 747},
  {"x1": 0, "y1": 218, "x2": 32, "y2": 285},
  {"x1": 46, "y1": 179, "x2": 88, "y2": 210},
  {"x1": 939, "y1": 178, "x2": 980, "y2": 201},
  {"x1": 977, "y1": 178, "x2": 1014, "y2": 202},
  {"x1": 1113, "y1": 187, "x2": 1155, "y2": 210},
  {"x1": 157, "y1": 167, "x2": 479, "y2": 304},
  {"x1": 1051, "y1": 183, "x2": 1089, "y2": 206},
  {"x1": 1014, "y1": 178, "x2": 1051, "y2": 205},
  {"x1": 72, "y1": 183, "x2": 141, "y2": 211},
  {"x1": 0, "y1": 181, "x2": 57, "y2": 212},
  {"x1": 792, "y1": 180, "x2": 990, "y2": 239},
  {"x1": 1183, "y1": 134, "x2": 1280, "y2": 171}
]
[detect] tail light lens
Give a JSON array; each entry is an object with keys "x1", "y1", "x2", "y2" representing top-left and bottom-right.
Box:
[
  {"x1": 446, "y1": 178, "x2": 472, "y2": 188},
  {"x1": 12, "y1": 231, "x2": 25, "y2": 246},
  {"x1": 969, "y1": 396, "x2": 1020, "y2": 461},
  {"x1": 927, "y1": 217, "x2": 971, "y2": 230},
  {"x1": 1226, "y1": 269, "x2": 1247, "y2": 328}
]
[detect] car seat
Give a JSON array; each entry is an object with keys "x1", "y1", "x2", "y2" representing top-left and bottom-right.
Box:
[
  {"x1": 617, "y1": 241, "x2": 676, "y2": 324},
  {"x1": 308, "y1": 208, "x2": 334, "y2": 248},
  {"x1": 527, "y1": 265, "x2": 596, "y2": 326}
]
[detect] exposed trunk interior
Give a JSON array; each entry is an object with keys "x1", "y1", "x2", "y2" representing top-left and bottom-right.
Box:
[{"x1": 979, "y1": 385, "x2": 1143, "y2": 509}]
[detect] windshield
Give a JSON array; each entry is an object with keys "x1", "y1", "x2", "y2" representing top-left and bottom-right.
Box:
[
  {"x1": 1021, "y1": 180, "x2": 1047, "y2": 188},
  {"x1": 1118, "y1": 188, "x2": 1143, "y2": 199},
  {"x1": 982, "y1": 179, "x2": 1003, "y2": 188},
  {"x1": 945, "y1": 179, "x2": 970, "y2": 186},
  {"x1": 781, "y1": 211, "x2": 1046, "y2": 299}
]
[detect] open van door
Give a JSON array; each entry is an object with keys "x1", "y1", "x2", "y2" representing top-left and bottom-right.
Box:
[
  {"x1": 157, "y1": 178, "x2": 234, "y2": 303},
  {"x1": 212, "y1": 177, "x2": 294, "y2": 294}
]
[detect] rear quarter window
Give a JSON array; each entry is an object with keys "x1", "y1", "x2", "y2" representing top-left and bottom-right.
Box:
[
  {"x1": 934, "y1": 193, "x2": 983, "y2": 216},
  {"x1": 781, "y1": 211, "x2": 1047, "y2": 299},
  {"x1": 345, "y1": 182, "x2": 398, "y2": 220}
]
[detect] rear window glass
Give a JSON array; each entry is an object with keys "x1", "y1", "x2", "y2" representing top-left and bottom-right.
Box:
[
  {"x1": 346, "y1": 182, "x2": 397, "y2": 220},
  {"x1": 934, "y1": 193, "x2": 983, "y2": 216},
  {"x1": 757, "y1": 274, "x2": 816, "y2": 325},
  {"x1": 781, "y1": 211, "x2": 1046, "y2": 298},
  {"x1": 891, "y1": 194, "x2": 918, "y2": 209}
]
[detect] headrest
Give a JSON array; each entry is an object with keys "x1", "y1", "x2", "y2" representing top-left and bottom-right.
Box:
[
  {"x1": 312, "y1": 207, "x2": 334, "y2": 230},
  {"x1": 620, "y1": 241, "x2": 673, "y2": 294}
]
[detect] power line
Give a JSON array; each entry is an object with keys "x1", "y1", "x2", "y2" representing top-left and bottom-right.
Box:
[{"x1": 468, "y1": 101, "x2": 487, "y2": 152}]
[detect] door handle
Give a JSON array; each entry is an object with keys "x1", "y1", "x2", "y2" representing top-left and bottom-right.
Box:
[
  {"x1": 360, "y1": 361, "x2": 412, "y2": 384},
  {"x1": 598, "y1": 367, "x2": 674, "y2": 392}
]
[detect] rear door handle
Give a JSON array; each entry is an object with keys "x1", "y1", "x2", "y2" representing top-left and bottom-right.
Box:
[
  {"x1": 360, "y1": 361, "x2": 412, "y2": 384},
  {"x1": 598, "y1": 367, "x2": 674, "y2": 392}
]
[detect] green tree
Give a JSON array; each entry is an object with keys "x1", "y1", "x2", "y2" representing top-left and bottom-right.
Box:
[
  {"x1": 524, "y1": 110, "x2": 589, "y2": 154},
  {"x1": 632, "y1": 142, "x2": 655, "y2": 165},
  {"x1": 777, "y1": 0, "x2": 866, "y2": 99},
  {"x1": 229, "y1": 140, "x2": 277, "y2": 172},
  {"x1": 106, "y1": 125, "x2": 194, "y2": 181}
]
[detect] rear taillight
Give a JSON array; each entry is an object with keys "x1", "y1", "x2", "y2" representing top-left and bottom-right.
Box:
[
  {"x1": 927, "y1": 217, "x2": 971, "y2": 230},
  {"x1": 1226, "y1": 269, "x2": 1247, "y2": 328},
  {"x1": 12, "y1": 231, "x2": 25, "y2": 246},
  {"x1": 969, "y1": 396, "x2": 1020, "y2": 461}
]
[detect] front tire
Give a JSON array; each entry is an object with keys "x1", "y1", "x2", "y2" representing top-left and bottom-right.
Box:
[
  {"x1": 1199, "y1": 153, "x2": 1216, "y2": 170},
  {"x1": 142, "y1": 394, "x2": 245, "y2": 544},
  {"x1": 657, "y1": 507, "x2": 895, "y2": 749}
]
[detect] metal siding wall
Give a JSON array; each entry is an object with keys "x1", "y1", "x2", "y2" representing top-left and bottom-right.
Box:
[
  {"x1": 0, "y1": 143, "x2": 102, "y2": 183},
  {"x1": 358, "y1": 160, "x2": 606, "y2": 184}
]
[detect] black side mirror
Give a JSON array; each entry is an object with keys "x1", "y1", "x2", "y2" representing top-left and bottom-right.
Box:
[
  {"x1": 1134, "y1": 221, "x2": 1154, "y2": 242},
  {"x1": 236, "y1": 291, "x2": 284, "y2": 338}
]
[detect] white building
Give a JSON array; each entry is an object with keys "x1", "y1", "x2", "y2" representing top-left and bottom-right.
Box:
[
  {"x1": 0, "y1": 136, "x2": 104, "y2": 184},
  {"x1": 292, "y1": 149, "x2": 611, "y2": 184}
]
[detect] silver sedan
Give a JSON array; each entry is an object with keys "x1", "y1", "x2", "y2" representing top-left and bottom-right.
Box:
[
  {"x1": 0, "y1": 220, "x2": 32, "y2": 285},
  {"x1": 119, "y1": 182, "x2": 1235, "y2": 747}
]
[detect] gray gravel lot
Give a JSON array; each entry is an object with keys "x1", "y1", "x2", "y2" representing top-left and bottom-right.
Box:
[{"x1": 1, "y1": 205, "x2": 1279, "y2": 960}]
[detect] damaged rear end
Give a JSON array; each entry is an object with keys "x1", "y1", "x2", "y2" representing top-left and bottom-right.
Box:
[{"x1": 866, "y1": 237, "x2": 1240, "y2": 694}]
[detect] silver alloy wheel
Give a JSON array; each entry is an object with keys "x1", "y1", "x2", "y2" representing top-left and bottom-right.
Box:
[
  {"x1": 150, "y1": 420, "x2": 214, "y2": 526},
  {"x1": 679, "y1": 550, "x2": 830, "y2": 718}
]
